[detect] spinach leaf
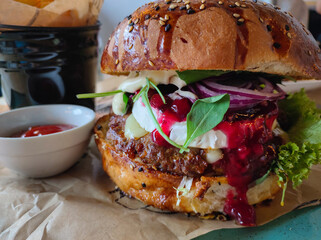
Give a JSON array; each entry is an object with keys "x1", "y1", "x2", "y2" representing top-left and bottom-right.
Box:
[
  {"x1": 176, "y1": 70, "x2": 229, "y2": 84},
  {"x1": 180, "y1": 94, "x2": 230, "y2": 153},
  {"x1": 176, "y1": 70, "x2": 295, "y2": 85}
]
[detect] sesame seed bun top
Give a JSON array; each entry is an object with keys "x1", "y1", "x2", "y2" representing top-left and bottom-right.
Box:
[{"x1": 101, "y1": 0, "x2": 321, "y2": 80}]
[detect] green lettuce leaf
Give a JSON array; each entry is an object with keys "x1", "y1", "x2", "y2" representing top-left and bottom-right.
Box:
[
  {"x1": 276, "y1": 142, "x2": 321, "y2": 188},
  {"x1": 278, "y1": 89, "x2": 321, "y2": 145},
  {"x1": 273, "y1": 90, "x2": 321, "y2": 205}
]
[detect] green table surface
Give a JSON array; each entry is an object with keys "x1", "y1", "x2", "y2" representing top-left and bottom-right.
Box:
[{"x1": 195, "y1": 205, "x2": 321, "y2": 240}]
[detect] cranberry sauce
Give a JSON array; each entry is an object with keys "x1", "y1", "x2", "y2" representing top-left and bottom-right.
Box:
[
  {"x1": 148, "y1": 91, "x2": 193, "y2": 146},
  {"x1": 224, "y1": 190, "x2": 256, "y2": 226},
  {"x1": 214, "y1": 101, "x2": 279, "y2": 226},
  {"x1": 146, "y1": 89, "x2": 279, "y2": 226}
]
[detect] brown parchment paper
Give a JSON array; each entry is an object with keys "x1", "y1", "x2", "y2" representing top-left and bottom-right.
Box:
[
  {"x1": 0, "y1": 139, "x2": 321, "y2": 239},
  {"x1": 0, "y1": 82, "x2": 321, "y2": 240},
  {"x1": 0, "y1": 0, "x2": 103, "y2": 27}
]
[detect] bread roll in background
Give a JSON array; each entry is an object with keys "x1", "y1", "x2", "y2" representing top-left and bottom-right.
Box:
[{"x1": 0, "y1": 0, "x2": 103, "y2": 27}]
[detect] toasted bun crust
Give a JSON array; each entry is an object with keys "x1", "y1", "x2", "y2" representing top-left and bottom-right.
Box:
[
  {"x1": 101, "y1": 0, "x2": 321, "y2": 79},
  {"x1": 95, "y1": 114, "x2": 280, "y2": 215}
]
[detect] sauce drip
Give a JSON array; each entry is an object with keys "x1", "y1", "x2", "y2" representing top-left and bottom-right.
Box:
[{"x1": 15, "y1": 124, "x2": 75, "y2": 138}]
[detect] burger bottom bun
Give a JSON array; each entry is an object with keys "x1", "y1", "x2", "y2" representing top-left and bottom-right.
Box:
[{"x1": 95, "y1": 114, "x2": 281, "y2": 216}]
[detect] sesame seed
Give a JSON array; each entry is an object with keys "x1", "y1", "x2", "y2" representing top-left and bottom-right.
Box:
[
  {"x1": 273, "y1": 42, "x2": 281, "y2": 49},
  {"x1": 287, "y1": 32, "x2": 292, "y2": 39},
  {"x1": 177, "y1": 0, "x2": 182, "y2": 2},
  {"x1": 155, "y1": 5, "x2": 160, "y2": 11},
  {"x1": 128, "y1": 19, "x2": 132, "y2": 25},
  {"x1": 241, "y1": 4, "x2": 247, "y2": 8},
  {"x1": 229, "y1": 4, "x2": 236, "y2": 8},
  {"x1": 288, "y1": 12, "x2": 293, "y2": 17},
  {"x1": 200, "y1": 4, "x2": 205, "y2": 10},
  {"x1": 165, "y1": 24, "x2": 172, "y2": 32},
  {"x1": 263, "y1": 2, "x2": 267, "y2": 6},
  {"x1": 266, "y1": 25, "x2": 272, "y2": 31},
  {"x1": 259, "y1": 17, "x2": 264, "y2": 23},
  {"x1": 129, "y1": 22, "x2": 134, "y2": 26},
  {"x1": 186, "y1": 4, "x2": 190, "y2": 9},
  {"x1": 308, "y1": 50, "x2": 312, "y2": 56},
  {"x1": 130, "y1": 164, "x2": 134, "y2": 170},
  {"x1": 160, "y1": 17, "x2": 167, "y2": 22},
  {"x1": 97, "y1": 125, "x2": 102, "y2": 130},
  {"x1": 317, "y1": 49, "x2": 321, "y2": 53},
  {"x1": 180, "y1": 6, "x2": 186, "y2": 10},
  {"x1": 134, "y1": 18, "x2": 139, "y2": 24},
  {"x1": 94, "y1": 134, "x2": 98, "y2": 139},
  {"x1": 115, "y1": 59, "x2": 119, "y2": 65},
  {"x1": 127, "y1": 15, "x2": 132, "y2": 20},
  {"x1": 300, "y1": 22, "x2": 305, "y2": 28},
  {"x1": 187, "y1": 8, "x2": 195, "y2": 14},
  {"x1": 184, "y1": 0, "x2": 190, "y2": 4},
  {"x1": 169, "y1": 3, "x2": 178, "y2": 9},
  {"x1": 233, "y1": 13, "x2": 240, "y2": 18},
  {"x1": 274, "y1": 6, "x2": 280, "y2": 10},
  {"x1": 238, "y1": 18, "x2": 245, "y2": 23},
  {"x1": 159, "y1": 20, "x2": 166, "y2": 26},
  {"x1": 145, "y1": 14, "x2": 151, "y2": 20},
  {"x1": 129, "y1": 44, "x2": 133, "y2": 50},
  {"x1": 148, "y1": 60, "x2": 155, "y2": 66},
  {"x1": 303, "y1": 28, "x2": 309, "y2": 35},
  {"x1": 235, "y1": 2, "x2": 240, "y2": 6},
  {"x1": 129, "y1": 26, "x2": 134, "y2": 32},
  {"x1": 165, "y1": 14, "x2": 170, "y2": 20},
  {"x1": 152, "y1": 165, "x2": 157, "y2": 171},
  {"x1": 142, "y1": 183, "x2": 146, "y2": 188},
  {"x1": 285, "y1": 25, "x2": 290, "y2": 31},
  {"x1": 138, "y1": 167, "x2": 143, "y2": 172},
  {"x1": 152, "y1": 14, "x2": 159, "y2": 19},
  {"x1": 218, "y1": 1, "x2": 223, "y2": 5},
  {"x1": 201, "y1": 0, "x2": 206, "y2": 3}
]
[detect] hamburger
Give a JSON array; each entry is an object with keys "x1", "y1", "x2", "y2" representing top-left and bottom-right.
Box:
[{"x1": 81, "y1": 0, "x2": 321, "y2": 226}]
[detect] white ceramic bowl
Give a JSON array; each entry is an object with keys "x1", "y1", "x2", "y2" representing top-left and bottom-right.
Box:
[{"x1": 0, "y1": 104, "x2": 95, "y2": 178}]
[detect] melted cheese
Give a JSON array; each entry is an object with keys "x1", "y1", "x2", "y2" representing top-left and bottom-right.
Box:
[
  {"x1": 125, "y1": 114, "x2": 148, "y2": 139},
  {"x1": 118, "y1": 70, "x2": 186, "y2": 93},
  {"x1": 112, "y1": 92, "x2": 127, "y2": 116}
]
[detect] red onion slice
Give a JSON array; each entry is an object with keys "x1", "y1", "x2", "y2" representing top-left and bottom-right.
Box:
[{"x1": 202, "y1": 80, "x2": 285, "y2": 100}]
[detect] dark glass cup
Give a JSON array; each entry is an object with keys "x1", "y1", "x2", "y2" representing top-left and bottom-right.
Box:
[{"x1": 0, "y1": 23, "x2": 100, "y2": 110}]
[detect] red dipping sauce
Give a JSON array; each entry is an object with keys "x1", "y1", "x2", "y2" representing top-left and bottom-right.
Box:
[{"x1": 14, "y1": 124, "x2": 75, "y2": 138}]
